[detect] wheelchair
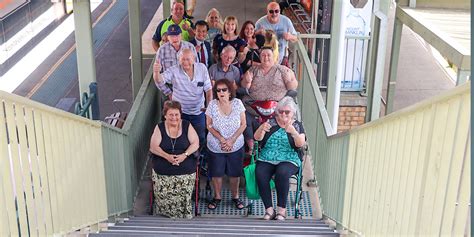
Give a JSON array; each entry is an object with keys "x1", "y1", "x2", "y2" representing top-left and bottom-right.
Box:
[{"x1": 245, "y1": 140, "x2": 308, "y2": 219}]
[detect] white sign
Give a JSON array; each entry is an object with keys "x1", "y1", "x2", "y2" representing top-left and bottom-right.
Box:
[{"x1": 343, "y1": 0, "x2": 372, "y2": 89}]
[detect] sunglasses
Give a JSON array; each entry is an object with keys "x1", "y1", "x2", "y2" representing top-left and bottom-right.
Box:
[
  {"x1": 268, "y1": 9, "x2": 280, "y2": 14},
  {"x1": 216, "y1": 88, "x2": 228, "y2": 93},
  {"x1": 278, "y1": 110, "x2": 291, "y2": 115}
]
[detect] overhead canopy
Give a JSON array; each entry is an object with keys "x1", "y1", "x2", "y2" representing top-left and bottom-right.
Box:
[{"x1": 397, "y1": 6, "x2": 471, "y2": 70}]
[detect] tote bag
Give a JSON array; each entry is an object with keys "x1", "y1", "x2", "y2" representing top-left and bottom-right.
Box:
[{"x1": 244, "y1": 146, "x2": 275, "y2": 200}]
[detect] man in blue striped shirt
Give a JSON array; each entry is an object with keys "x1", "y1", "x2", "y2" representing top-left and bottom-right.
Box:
[{"x1": 153, "y1": 48, "x2": 212, "y2": 145}]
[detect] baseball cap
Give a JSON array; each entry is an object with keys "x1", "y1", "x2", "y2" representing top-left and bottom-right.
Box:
[{"x1": 167, "y1": 24, "x2": 182, "y2": 36}]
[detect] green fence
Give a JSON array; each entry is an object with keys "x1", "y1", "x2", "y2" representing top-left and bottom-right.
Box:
[
  {"x1": 0, "y1": 91, "x2": 108, "y2": 236},
  {"x1": 292, "y1": 38, "x2": 351, "y2": 225},
  {"x1": 100, "y1": 63, "x2": 160, "y2": 216},
  {"x1": 292, "y1": 35, "x2": 471, "y2": 235}
]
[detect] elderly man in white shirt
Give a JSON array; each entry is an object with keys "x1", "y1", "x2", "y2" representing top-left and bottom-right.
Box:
[{"x1": 153, "y1": 48, "x2": 212, "y2": 145}]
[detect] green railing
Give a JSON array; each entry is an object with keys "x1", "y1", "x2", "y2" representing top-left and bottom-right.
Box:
[
  {"x1": 292, "y1": 36, "x2": 471, "y2": 236},
  {"x1": 101, "y1": 62, "x2": 160, "y2": 216},
  {"x1": 0, "y1": 91, "x2": 108, "y2": 236},
  {"x1": 292, "y1": 38, "x2": 352, "y2": 225},
  {"x1": 343, "y1": 83, "x2": 470, "y2": 235},
  {"x1": 0, "y1": 54, "x2": 160, "y2": 235}
]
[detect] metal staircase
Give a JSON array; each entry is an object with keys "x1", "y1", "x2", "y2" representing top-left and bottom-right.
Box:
[{"x1": 89, "y1": 216, "x2": 338, "y2": 236}]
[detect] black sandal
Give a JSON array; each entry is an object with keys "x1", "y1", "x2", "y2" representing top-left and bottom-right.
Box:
[
  {"x1": 231, "y1": 198, "x2": 245, "y2": 210},
  {"x1": 207, "y1": 198, "x2": 221, "y2": 210}
]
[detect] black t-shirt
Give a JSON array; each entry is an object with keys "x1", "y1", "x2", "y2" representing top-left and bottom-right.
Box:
[
  {"x1": 213, "y1": 34, "x2": 247, "y2": 55},
  {"x1": 152, "y1": 120, "x2": 197, "y2": 175},
  {"x1": 241, "y1": 49, "x2": 261, "y2": 74}
]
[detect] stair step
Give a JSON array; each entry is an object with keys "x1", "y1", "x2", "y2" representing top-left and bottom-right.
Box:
[
  {"x1": 90, "y1": 231, "x2": 338, "y2": 237},
  {"x1": 92, "y1": 216, "x2": 338, "y2": 236},
  {"x1": 103, "y1": 227, "x2": 338, "y2": 236},
  {"x1": 118, "y1": 220, "x2": 329, "y2": 227},
  {"x1": 132, "y1": 215, "x2": 325, "y2": 223},
  {"x1": 114, "y1": 222, "x2": 333, "y2": 231}
]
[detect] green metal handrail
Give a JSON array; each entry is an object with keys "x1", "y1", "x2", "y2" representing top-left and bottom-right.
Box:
[{"x1": 290, "y1": 38, "x2": 351, "y2": 230}]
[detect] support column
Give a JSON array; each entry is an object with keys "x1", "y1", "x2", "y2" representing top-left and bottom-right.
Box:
[
  {"x1": 456, "y1": 69, "x2": 470, "y2": 86},
  {"x1": 163, "y1": 0, "x2": 171, "y2": 18},
  {"x1": 326, "y1": 0, "x2": 348, "y2": 134},
  {"x1": 368, "y1": 13, "x2": 388, "y2": 121},
  {"x1": 128, "y1": 0, "x2": 143, "y2": 98},
  {"x1": 72, "y1": 0, "x2": 97, "y2": 98},
  {"x1": 386, "y1": 17, "x2": 403, "y2": 115},
  {"x1": 365, "y1": 10, "x2": 388, "y2": 121}
]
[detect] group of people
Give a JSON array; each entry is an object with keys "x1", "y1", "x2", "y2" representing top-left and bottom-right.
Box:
[{"x1": 149, "y1": 1, "x2": 306, "y2": 221}]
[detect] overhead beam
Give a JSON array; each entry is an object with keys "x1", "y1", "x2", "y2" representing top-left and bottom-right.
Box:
[{"x1": 397, "y1": 6, "x2": 470, "y2": 70}]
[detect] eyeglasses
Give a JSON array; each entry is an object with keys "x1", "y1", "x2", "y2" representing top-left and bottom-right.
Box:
[
  {"x1": 278, "y1": 110, "x2": 291, "y2": 115},
  {"x1": 268, "y1": 9, "x2": 280, "y2": 14},
  {"x1": 216, "y1": 88, "x2": 228, "y2": 93}
]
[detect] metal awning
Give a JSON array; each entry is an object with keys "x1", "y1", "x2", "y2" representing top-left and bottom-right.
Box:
[{"x1": 397, "y1": 6, "x2": 471, "y2": 70}]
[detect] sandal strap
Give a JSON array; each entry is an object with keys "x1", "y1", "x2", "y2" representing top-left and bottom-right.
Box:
[
  {"x1": 275, "y1": 213, "x2": 286, "y2": 220},
  {"x1": 263, "y1": 210, "x2": 276, "y2": 220},
  {"x1": 231, "y1": 198, "x2": 245, "y2": 209},
  {"x1": 207, "y1": 198, "x2": 221, "y2": 210}
]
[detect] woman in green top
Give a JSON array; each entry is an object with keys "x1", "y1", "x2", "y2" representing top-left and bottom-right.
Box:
[{"x1": 254, "y1": 96, "x2": 306, "y2": 221}]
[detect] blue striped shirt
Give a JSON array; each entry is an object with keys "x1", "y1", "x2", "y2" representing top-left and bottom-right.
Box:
[
  {"x1": 155, "y1": 41, "x2": 198, "y2": 94},
  {"x1": 160, "y1": 63, "x2": 212, "y2": 115}
]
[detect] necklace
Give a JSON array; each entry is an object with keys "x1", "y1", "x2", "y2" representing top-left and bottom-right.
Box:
[
  {"x1": 170, "y1": 137, "x2": 178, "y2": 152},
  {"x1": 218, "y1": 100, "x2": 232, "y2": 116},
  {"x1": 166, "y1": 122, "x2": 180, "y2": 152}
]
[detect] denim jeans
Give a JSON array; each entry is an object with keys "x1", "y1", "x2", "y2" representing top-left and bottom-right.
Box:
[{"x1": 182, "y1": 112, "x2": 206, "y2": 147}]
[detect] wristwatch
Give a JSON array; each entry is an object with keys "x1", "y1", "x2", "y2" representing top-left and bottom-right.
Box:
[{"x1": 184, "y1": 152, "x2": 189, "y2": 156}]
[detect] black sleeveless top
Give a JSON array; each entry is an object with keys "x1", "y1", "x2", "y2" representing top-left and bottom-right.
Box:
[{"x1": 152, "y1": 120, "x2": 197, "y2": 175}]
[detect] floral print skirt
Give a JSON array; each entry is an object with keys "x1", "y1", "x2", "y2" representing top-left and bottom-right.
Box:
[{"x1": 152, "y1": 169, "x2": 196, "y2": 219}]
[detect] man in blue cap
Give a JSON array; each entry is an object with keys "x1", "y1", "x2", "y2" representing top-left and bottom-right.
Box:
[
  {"x1": 156, "y1": 24, "x2": 197, "y2": 73},
  {"x1": 155, "y1": 24, "x2": 197, "y2": 95}
]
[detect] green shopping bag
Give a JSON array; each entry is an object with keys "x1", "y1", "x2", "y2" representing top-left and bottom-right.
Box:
[{"x1": 244, "y1": 143, "x2": 275, "y2": 200}]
